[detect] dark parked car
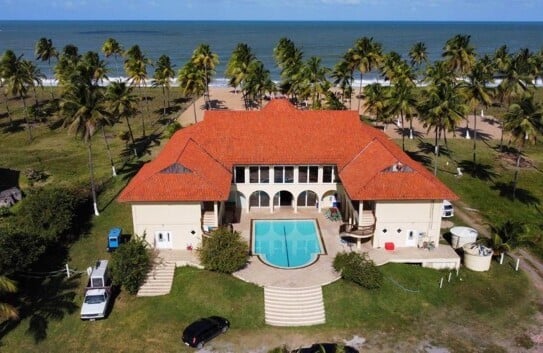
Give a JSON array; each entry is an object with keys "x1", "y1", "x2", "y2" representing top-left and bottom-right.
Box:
[
  {"x1": 182, "y1": 316, "x2": 230, "y2": 348},
  {"x1": 292, "y1": 343, "x2": 359, "y2": 353}
]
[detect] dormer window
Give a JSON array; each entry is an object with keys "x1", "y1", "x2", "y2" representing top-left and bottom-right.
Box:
[
  {"x1": 160, "y1": 163, "x2": 192, "y2": 174},
  {"x1": 383, "y1": 161, "x2": 413, "y2": 173}
]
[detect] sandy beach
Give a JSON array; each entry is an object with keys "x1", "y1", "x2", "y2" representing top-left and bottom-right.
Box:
[{"x1": 178, "y1": 87, "x2": 503, "y2": 141}]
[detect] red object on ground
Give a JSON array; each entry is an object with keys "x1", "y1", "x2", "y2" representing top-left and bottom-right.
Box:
[{"x1": 385, "y1": 242, "x2": 395, "y2": 251}]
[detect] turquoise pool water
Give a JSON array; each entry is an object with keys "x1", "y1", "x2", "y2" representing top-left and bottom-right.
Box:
[{"x1": 252, "y1": 219, "x2": 324, "y2": 269}]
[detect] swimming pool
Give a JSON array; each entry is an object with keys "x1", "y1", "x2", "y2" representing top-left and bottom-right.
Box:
[{"x1": 252, "y1": 219, "x2": 325, "y2": 269}]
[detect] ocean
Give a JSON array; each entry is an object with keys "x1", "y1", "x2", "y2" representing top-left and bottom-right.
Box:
[{"x1": 1, "y1": 21, "x2": 542, "y2": 86}]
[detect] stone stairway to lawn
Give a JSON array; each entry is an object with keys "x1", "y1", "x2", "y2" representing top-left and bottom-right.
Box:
[
  {"x1": 137, "y1": 260, "x2": 176, "y2": 297},
  {"x1": 264, "y1": 286, "x2": 326, "y2": 326}
]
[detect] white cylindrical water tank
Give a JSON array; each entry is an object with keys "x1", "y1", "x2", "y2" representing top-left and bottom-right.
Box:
[
  {"x1": 463, "y1": 242, "x2": 493, "y2": 272},
  {"x1": 450, "y1": 226, "x2": 478, "y2": 249}
]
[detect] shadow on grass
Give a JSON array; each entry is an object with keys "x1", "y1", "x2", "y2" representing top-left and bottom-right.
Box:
[
  {"x1": 0, "y1": 274, "x2": 79, "y2": 343},
  {"x1": 405, "y1": 150, "x2": 432, "y2": 167},
  {"x1": 394, "y1": 127, "x2": 425, "y2": 140},
  {"x1": 118, "y1": 160, "x2": 145, "y2": 182},
  {"x1": 417, "y1": 140, "x2": 452, "y2": 158},
  {"x1": 458, "y1": 160, "x2": 498, "y2": 181},
  {"x1": 491, "y1": 181, "x2": 540, "y2": 205}
]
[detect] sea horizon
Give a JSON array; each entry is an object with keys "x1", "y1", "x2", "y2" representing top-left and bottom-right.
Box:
[{"x1": 1, "y1": 20, "x2": 542, "y2": 85}]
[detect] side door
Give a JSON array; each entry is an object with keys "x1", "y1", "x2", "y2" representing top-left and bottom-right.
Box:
[{"x1": 155, "y1": 231, "x2": 173, "y2": 249}]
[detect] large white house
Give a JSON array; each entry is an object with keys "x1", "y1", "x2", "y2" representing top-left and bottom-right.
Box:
[{"x1": 119, "y1": 99, "x2": 457, "y2": 251}]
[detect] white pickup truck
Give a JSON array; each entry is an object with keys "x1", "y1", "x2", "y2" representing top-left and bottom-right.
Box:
[{"x1": 80, "y1": 260, "x2": 112, "y2": 320}]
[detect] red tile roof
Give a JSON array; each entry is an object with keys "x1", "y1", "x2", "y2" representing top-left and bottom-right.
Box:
[{"x1": 118, "y1": 99, "x2": 457, "y2": 202}]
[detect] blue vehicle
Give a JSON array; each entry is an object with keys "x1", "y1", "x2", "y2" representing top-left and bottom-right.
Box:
[{"x1": 107, "y1": 227, "x2": 122, "y2": 252}]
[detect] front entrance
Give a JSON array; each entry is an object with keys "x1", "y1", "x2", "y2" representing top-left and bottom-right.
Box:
[{"x1": 155, "y1": 231, "x2": 172, "y2": 249}]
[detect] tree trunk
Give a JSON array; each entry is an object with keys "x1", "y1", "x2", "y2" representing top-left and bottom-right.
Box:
[
  {"x1": 401, "y1": 111, "x2": 405, "y2": 151},
  {"x1": 87, "y1": 140, "x2": 100, "y2": 216},
  {"x1": 357, "y1": 72, "x2": 363, "y2": 113},
  {"x1": 20, "y1": 95, "x2": 32, "y2": 142},
  {"x1": 101, "y1": 126, "x2": 117, "y2": 177},
  {"x1": 3, "y1": 93, "x2": 13, "y2": 126},
  {"x1": 139, "y1": 84, "x2": 146, "y2": 137},
  {"x1": 512, "y1": 149, "x2": 522, "y2": 200},
  {"x1": 472, "y1": 108, "x2": 478, "y2": 164},
  {"x1": 161, "y1": 85, "x2": 167, "y2": 116},
  {"x1": 124, "y1": 116, "x2": 137, "y2": 157},
  {"x1": 192, "y1": 100, "x2": 198, "y2": 124},
  {"x1": 434, "y1": 127, "x2": 439, "y2": 176},
  {"x1": 409, "y1": 118, "x2": 414, "y2": 140}
]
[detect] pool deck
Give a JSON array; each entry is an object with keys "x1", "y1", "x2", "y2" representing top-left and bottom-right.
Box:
[{"x1": 157, "y1": 208, "x2": 460, "y2": 288}]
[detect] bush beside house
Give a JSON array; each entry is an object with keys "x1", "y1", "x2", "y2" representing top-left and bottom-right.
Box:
[
  {"x1": 110, "y1": 235, "x2": 152, "y2": 295},
  {"x1": 333, "y1": 251, "x2": 383, "y2": 289},
  {"x1": 198, "y1": 228, "x2": 249, "y2": 274}
]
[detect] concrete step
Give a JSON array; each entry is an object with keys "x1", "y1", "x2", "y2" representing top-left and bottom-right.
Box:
[
  {"x1": 137, "y1": 261, "x2": 176, "y2": 297},
  {"x1": 264, "y1": 286, "x2": 325, "y2": 327}
]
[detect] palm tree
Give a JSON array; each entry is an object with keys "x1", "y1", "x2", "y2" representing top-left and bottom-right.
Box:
[
  {"x1": 409, "y1": 41, "x2": 428, "y2": 72},
  {"x1": 152, "y1": 55, "x2": 175, "y2": 116},
  {"x1": 106, "y1": 81, "x2": 139, "y2": 157},
  {"x1": 387, "y1": 79, "x2": 418, "y2": 151},
  {"x1": 301, "y1": 56, "x2": 330, "y2": 109},
  {"x1": 225, "y1": 43, "x2": 256, "y2": 109},
  {"x1": 81, "y1": 51, "x2": 108, "y2": 86},
  {"x1": 496, "y1": 51, "x2": 530, "y2": 150},
  {"x1": 124, "y1": 45, "x2": 152, "y2": 136},
  {"x1": 101, "y1": 37, "x2": 123, "y2": 79},
  {"x1": 243, "y1": 60, "x2": 275, "y2": 109},
  {"x1": 34, "y1": 37, "x2": 58, "y2": 99},
  {"x1": 6, "y1": 56, "x2": 34, "y2": 141},
  {"x1": 0, "y1": 50, "x2": 18, "y2": 126},
  {"x1": 54, "y1": 44, "x2": 81, "y2": 90},
  {"x1": 421, "y1": 61, "x2": 467, "y2": 175},
  {"x1": 0, "y1": 275, "x2": 18, "y2": 320},
  {"x1": 191, "y1": 44, "x2": 219, "y2": 110},
  {"x1": 380, "y1": 51, "x2": 403, "y2": 83},
  {"x1": 177, "y1": 61, "x2": 206, "y2": 123},
  {"x1": 331, "y1": 60, "x2": 353, "y2": 109},
  {"x1": 363, "y1": 83, "x2": 390, "y2": 126},
  {"x1": 503, "y1": 95, "x2": 543, "y2": 198},
  {"x1": 59, "y1": 77, "x2": 109, "y2": 216},
  {"x1": 21, "y1": 60, "x2": 45, "y2": 121},
  {"x1": 442, "y1": 34, "x2": 476, "y2": 79},
  {"x1": 345, "y1": 37, "x2": 383, "y2": 113},
  {"x1": 460, "y1": 58, "x2": 493, "y2": 163},
  {"x1": 273, "y1": 38, "x2": 304, "y2": 98}
]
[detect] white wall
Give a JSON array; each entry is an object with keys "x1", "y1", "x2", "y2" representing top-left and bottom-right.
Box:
[
  {"x1": 132, "y1": 202, "x2": 202, "y2": 250},
  {"x1": 373, "y1": 200, "x2": 442, "y2": 248}
]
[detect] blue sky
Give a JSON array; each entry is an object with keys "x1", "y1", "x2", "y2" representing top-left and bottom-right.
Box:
[{"x1": 1, "y1": 0, "x2": 542, "y2": 21}]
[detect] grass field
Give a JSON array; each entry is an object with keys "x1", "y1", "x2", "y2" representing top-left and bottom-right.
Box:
[{"x1": 0, "y1": 87, "x2": 542, "y2": 352}]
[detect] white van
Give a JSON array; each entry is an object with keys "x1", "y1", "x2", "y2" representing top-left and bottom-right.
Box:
[{"x1": 442, "y1": 200, "x2": 454, "y2": 218}]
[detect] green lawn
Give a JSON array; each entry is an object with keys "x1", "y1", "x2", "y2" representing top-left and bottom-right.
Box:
[
  {"x1": 1, "y1": 88, "x2": 542, "y2": 352},
  {"x1": 0, "y1": 264, "x2": 536, "y2": 352}
]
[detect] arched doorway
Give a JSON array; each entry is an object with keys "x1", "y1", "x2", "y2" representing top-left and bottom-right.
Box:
[
  {"x1": 273, "y1": 190, "x2": 294, "y2": 209},
  {"x1": 249, "y1": 190, "x2": 270, "y2": 209},
  {"x1": 297, "y1": 190, "x2": 318, "y2": 208}
]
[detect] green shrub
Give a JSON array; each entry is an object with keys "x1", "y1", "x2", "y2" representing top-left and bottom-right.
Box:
[
  {"x1": 198, "y1": 227, "x2": 249, "y2": 274},
  {"x1": 14, "y1": 187, "x2": 88, "y2": 242},
  {"x1": 333, "y1": 251, "x2": 383, "y2": 289},
  {"x1": 164, "y1": 121, "x2": 181, "y2": 138},
  {"x1": 110, "y1": 234, "x2": 152, "y2": 295}
]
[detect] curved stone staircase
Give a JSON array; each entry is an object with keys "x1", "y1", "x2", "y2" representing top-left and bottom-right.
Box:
[{"x1": 264, "y1": 286, "x2": 326, "y2": 326}]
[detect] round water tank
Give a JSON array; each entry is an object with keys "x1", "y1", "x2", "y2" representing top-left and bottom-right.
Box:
[
  {"x1": 450, "y1": 226, "x2": 478, "y2": 249},
  {"x1": 462, "y1": 242, "x2": 493, "y2": 272}
]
